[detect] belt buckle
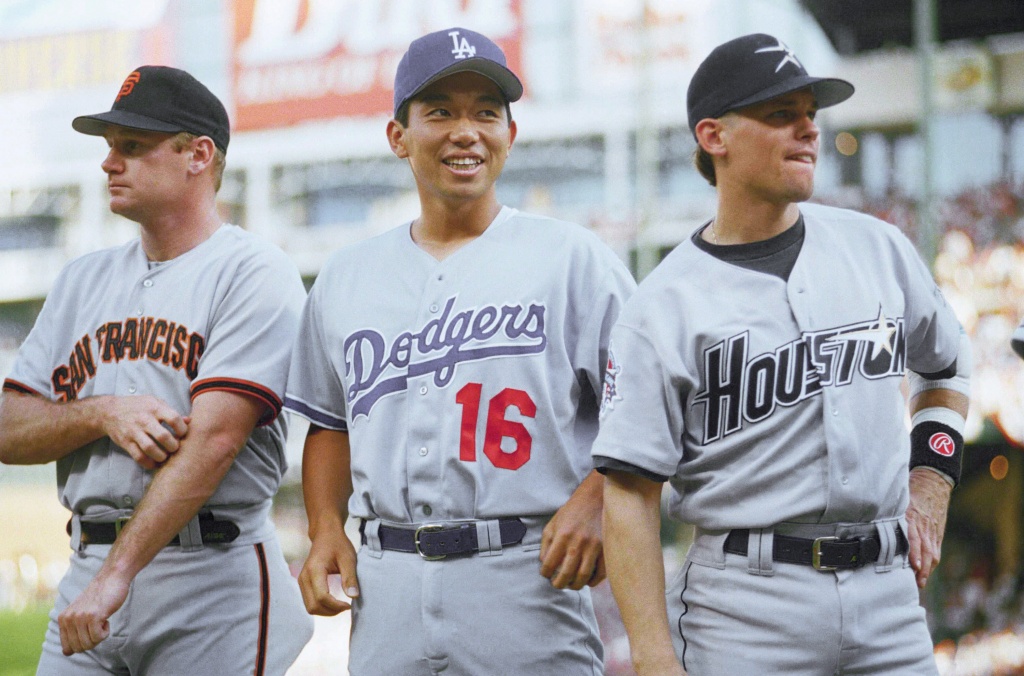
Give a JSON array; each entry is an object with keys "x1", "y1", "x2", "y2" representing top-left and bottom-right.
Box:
[
  {"x1": 113, "y1": 516, "x2": 131, "y2": 538},
  {"x1": 414, "y1": 524, "x2": 446, "y2": 560},
  {"x1": 812, "y1": 536, "x2": 839, "y2": 571}
]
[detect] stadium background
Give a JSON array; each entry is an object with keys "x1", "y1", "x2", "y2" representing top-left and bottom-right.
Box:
[{"x1": 0, "y1": 0, "x2": 1022, "y2": 673}]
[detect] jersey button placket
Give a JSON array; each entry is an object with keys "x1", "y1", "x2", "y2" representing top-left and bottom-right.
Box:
[
  {"x1": 138, "y1": 276, "x2": 153, "y2": 316},
  {"x1": 407, "y1": 267, "x2": 450, "y2": 521}
]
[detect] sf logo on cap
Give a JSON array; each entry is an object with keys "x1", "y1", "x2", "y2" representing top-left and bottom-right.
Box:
[
  {"x1": 449, "y1": 30, "x2": 476, "y2": 59},
  {"x1": 116, "y1": 71, "x2": 141, "y2": 102},
  {"x1": 755, "y1": 39, "x2": 803, "y2": 73}
]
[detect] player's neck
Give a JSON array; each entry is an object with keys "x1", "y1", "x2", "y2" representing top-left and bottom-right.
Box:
[
  {"x1": 139, "y1": 205, "x2": 223, "y2": 262},
  {"x1": 412, "y1": 198, "x2": 503, "y2": 261},
  {"x1": 710, "y1": 198, "x2": 801, "y2": 245}
]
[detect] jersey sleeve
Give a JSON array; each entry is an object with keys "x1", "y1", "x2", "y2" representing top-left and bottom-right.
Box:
[
  {"x1": 283, "y1": 276, "x2": 349, "y2": 431},
  {"x1": 3, "y1": 266, "x2": 71, "y2": 399},
  {"x1": 189, "y1": 248, "x2": 306, "y2": 426},
  {"x1": 575, "y1": 259, "x2": 637, "y2": 399},
  {"x1": 592, "y1": 322, "x2": 686, "y2": 478},
  {"x1": 895, "y1": 232, "x2": 962, "y2": 375}
]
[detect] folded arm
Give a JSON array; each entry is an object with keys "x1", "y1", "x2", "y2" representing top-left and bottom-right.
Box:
[
  {"x1": 57, "y1": 390, "x2": 261, "y2": 654},
  {"x1": 0, "y1": 391, "x2": 187, "y2": 469}
]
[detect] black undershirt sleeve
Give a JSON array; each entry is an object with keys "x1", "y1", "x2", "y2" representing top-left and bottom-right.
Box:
[{"x1": 594, "y1": 455, "x2": 670, "y2": 483}]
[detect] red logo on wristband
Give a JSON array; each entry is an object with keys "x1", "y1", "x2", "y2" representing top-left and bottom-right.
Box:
[{"x1": 929, "y1": 432, "x2": 955, "y2": 457}]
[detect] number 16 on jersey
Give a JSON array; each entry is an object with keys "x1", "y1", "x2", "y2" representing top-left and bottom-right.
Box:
[{"x1": 456, "y1": 383, "x2": 536, "y2": 470}]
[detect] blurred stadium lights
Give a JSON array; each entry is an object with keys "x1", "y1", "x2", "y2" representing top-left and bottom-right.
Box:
[{"x1": 801, "y1": 0, "x2": 1024, "y2": 265}]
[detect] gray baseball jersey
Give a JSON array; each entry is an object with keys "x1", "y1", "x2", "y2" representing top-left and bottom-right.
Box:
[
  {"x1": 6, "y1": 225, "x2": 313, "y2": 674},
  {"x1": 5, "y1": 225, "x2": 305, "y2": 535},
  {"x1": 594, "y1": 202, "x2": 962, "y2": 528},
  {"x1": 286, "y1": 206, "x2": 635, "y2": 523}
]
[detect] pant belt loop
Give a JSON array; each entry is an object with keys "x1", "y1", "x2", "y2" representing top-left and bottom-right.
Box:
[
  {"x1": 176, "y1": 514, "x2": 204, "y2": 552},
  {"x1": 476, "y1": 519, "x2": 504, "y2": 557},
  {"x1": 69, "y1": 514, "x2": 83, "y2": 552},
  {"x1": 747, "y1": 527, "x2": 775, "y2": 577},
  {"x1": 362, "y1": 519, "x2": 384, "y2": 558},
  {"x1": 874, "y1": 518, "x2": 899, "y2": 572}
]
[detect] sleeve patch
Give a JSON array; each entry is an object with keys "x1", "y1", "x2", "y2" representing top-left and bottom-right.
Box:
[{"x1": 599, "y1": 346, "x2": 622, "y2": 421}]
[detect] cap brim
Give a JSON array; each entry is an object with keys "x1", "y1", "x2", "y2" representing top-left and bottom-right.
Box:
[
  {"x1": 399, "y1": 57, "x2": 523, "y2": 113},
  {"x1": 725, "y1": 75, "x2": 854, "y2": 115},
  {"x1": 72, "y1": 110, "x2": 186, "y2": 138},
  {"x1": 1013, "y1": 326, "x2": 1024, "y2": 360}
]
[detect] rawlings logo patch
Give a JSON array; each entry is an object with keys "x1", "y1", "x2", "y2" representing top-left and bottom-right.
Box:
[{"x1": 929, "y1": 432, "x2": 956, "y2": 457}]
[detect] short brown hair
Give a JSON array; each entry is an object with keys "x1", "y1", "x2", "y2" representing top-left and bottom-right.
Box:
[
  {"x1": 693, "y1": 146, "x2": 717, "y2": 187},
  {"x1": 172, "y1": 132, "x2": 226, "y2": 192}
]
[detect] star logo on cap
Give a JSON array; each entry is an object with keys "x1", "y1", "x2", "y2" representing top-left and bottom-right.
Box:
[{"x1": 755, "y1": 39, "x2": 803, "y2": 73}]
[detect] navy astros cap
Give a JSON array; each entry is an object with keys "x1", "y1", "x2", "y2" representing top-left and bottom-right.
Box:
[
  {"x1": 393, "y1": 27, "x2": 523, "y2": 117},
  {"x1": 687, "y1": 34, "x2": 854, "y2": 136},
  {"x1": 73, "y1": 66, "x2": 230, "y2": 153}
]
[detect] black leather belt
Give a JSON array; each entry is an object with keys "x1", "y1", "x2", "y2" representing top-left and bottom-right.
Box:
[
  {"x1": 724, "y1": 526, "x2": 908, "y2": 571},
  {"x1": 362, "y1": 518, "x2": 528, "y2": 560},
  {"x1": 69, "y1": 511, "x2": 240, "y2": 547}
]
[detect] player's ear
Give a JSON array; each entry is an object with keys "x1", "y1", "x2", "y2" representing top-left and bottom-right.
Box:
[
  {"x1": 187, "y1": 136, "x2": 216, "y2": 176},
  {"x1": 387, "y1": 119, "x2": 409, "y2": 159},
  {"x1": 695, "y1": 118, "x2": 727, "y2": 158},
  {"x1": 506, "y1": 119, "x2": 517, "y2": 152}
]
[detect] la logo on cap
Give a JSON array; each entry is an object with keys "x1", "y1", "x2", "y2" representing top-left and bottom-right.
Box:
[
  {"x1": 117, "y1": 71, "x2": 141, "y2": 102},
  {"x1": 449, "y1": 30, "x2": 476, "y2": 59}
]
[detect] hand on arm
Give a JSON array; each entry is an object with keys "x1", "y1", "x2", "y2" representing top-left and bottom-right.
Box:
[
  {"x1": 603, "y1": 470, "x2": 686, "y2": 676},
  {"x1": 0, "y1": 392, "x2": 187, "y2": 469},
  {"x1": 906, "y1": 387, "x2": 969, "y2": 589},
  {"x1": 57, "y1": 390, "x2": 258, "y2": 654},
  {"x1": 297, "y1": 425, "x2": 359, "y2": 616},
  {"x1": 540, "y1": 470, "x2": 605, "y2": 590}
]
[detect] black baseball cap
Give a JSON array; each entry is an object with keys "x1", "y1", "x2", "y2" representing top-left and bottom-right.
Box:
[
  {"x1": 687, "y1": 34, "x2": 854, "y2": 136},
  {"x1": 73, "y1": 66, "x2": 230, "y2": 153},
  {"x1": 393, "y1": 27, "x2": 523, "y2": 117}
]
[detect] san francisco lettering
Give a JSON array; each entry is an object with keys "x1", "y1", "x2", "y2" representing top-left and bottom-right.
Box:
[
  {"x1": 345, "y1": 296, "x2": 547, "y2": 418},
  {"x1": 51, "y1": 317, "x2": 205, "y2": 401}
]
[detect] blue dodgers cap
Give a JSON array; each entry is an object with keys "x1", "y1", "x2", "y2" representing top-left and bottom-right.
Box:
[
  {"x1": 687, "y1": 34, "x2": 854, "y2": 136},
  {"x1": 393, "y1": 27, "x2": 523, "y2": 117}
]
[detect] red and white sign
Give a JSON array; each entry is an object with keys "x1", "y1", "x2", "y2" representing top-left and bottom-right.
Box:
[{"x1": 231, "y1": 0, "x2": 524, "y2": 130}]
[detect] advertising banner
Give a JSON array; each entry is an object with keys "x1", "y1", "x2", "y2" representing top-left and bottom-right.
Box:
[{"x1": 232, "y1": 0, "x2": 524, "y2": 130}]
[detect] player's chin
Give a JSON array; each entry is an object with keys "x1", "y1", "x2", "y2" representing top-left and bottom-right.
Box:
[
  {"x1": 781, "y1": 179, "x2": 815, "y2": 204},
  {"x1": 108, "y1": 198, "x2": 133, "y2": 218}
]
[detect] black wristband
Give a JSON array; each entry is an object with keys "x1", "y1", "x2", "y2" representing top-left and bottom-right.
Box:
[{"x1": 909, "y1": 420, "x2": 963, "y2": 487}]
